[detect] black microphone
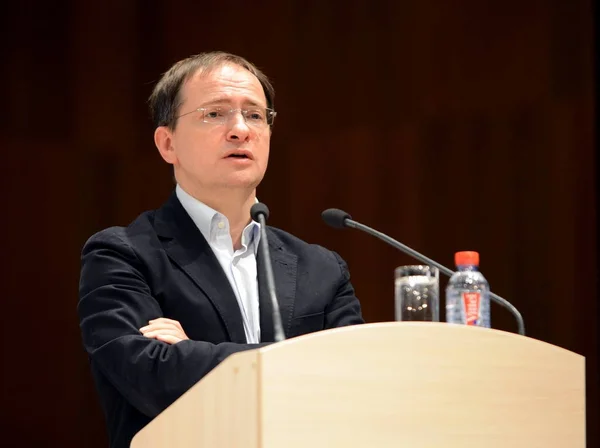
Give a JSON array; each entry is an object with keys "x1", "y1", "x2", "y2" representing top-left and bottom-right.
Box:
[
  {"x1": 250, "y1": 203, "x2": 286, "y2": 342},
  {"x1": 322, "y1": 208, "x2": 526, "y2": 336}
]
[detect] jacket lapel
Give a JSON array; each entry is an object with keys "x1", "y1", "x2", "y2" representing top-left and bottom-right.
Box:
[
  {"x1": 257, "y1": 228, "x2": 298, "y2": 342},
  {"x1": 154, "y1": 193, "x2": 247, "y2": 343}
]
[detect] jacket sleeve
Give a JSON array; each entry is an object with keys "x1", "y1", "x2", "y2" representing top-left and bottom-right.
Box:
[
  {"x1": 78, "y1": 230, "x2": 268, "y2": 418},
  {"x1": 324, "y1": 251, "x2": 365, "y2": 328}
]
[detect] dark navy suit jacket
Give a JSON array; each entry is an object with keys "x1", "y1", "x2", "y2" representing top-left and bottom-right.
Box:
[{"x1": 78, "y1": 192, "x2": 363, "y2": 448}]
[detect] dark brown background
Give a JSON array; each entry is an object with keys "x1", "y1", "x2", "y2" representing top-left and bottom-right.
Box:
[{"x1": 1, "y1": 1, "x2": 596, "y2": 446}]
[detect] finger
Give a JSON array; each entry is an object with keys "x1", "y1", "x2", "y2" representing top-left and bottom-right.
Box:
[
  {"x1": 156, "y1": 334, "x2": 182, "y2": 345},
  {"x1": 140, "y1": 323, "x2": 179, "y2": 333},
  {"x1": 142, "y1": 317, "x2": 184, "y2": 331},
  {"x1": 140, "y1": 321, "x2": 185, "y2": 332},
  {"x1": 149, "y1": 317, "x2": 182, "y2": 329},
  {"x1": 142, "y1": 329, "x2": 185, "y2": 339},
  {"x1": 155, "y1": 318, "x2": 184, "y2": 332}
]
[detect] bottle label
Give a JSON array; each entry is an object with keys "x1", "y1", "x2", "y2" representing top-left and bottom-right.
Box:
[{"x1": 462, "y1": 292, "x2": 481, "y2": 325}]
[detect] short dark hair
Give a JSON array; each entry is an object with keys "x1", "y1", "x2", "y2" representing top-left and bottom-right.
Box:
[{"x1": 148, "y1": 51, "x2": 275, "y2": 130}]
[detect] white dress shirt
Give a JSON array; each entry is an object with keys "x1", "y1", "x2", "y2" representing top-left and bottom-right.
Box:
[{"x1": 176, "y1": 184, "x2": 261, "y2": 343}]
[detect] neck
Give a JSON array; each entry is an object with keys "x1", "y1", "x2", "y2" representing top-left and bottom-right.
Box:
[{"x1": 179, "y1": 182, "x2": 256, "y2": 250}]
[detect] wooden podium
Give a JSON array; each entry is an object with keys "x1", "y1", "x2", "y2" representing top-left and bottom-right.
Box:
[{"x1": 131, "y1": 322, "x2": 585, "y2": 447}]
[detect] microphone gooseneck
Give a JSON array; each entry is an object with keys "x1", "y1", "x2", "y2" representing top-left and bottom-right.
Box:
[
  {"x1": 251, "y1": 203, "x2": 286, "y2": 342},
  {"x1": 322, "y1": 208, "x2": 526, "y2": 336}
]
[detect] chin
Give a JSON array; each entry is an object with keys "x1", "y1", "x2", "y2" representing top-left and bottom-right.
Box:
[{"x1": 222, "y1": 175, "x2": 263, "y2": 190}]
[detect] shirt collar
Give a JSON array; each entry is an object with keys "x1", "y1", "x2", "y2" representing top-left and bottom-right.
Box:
[{"x1": 175, "y1": 184, "x2": 261, "y2": 253}]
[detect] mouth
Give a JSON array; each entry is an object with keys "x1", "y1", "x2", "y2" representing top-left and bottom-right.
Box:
[{"x1": 224, "y1": 150, "x2": 253, "y2": 160}]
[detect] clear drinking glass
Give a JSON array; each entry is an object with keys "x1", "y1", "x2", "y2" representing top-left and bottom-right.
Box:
[{"x1": 394, "y1": 265, "x2": 440, "y2": 322}]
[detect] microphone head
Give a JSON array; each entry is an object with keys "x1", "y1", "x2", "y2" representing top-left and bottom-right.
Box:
[
  {"x1": 321, "y1": 208, "x2": 352, "y2": 229},
  {"x1": 251, "y1": 202, "x2": 270, "y2": 222}
]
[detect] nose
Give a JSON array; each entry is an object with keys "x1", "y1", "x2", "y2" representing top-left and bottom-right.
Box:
[{"x1": 226, "y1": 111, "x2": 250, "y2": 142}]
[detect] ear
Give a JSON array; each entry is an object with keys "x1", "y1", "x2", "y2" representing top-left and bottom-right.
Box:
[{"x1": 154, "y1": 126, "x2": 178, "y2": 165}]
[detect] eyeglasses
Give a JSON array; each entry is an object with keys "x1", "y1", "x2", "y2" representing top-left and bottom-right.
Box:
[{"x1": 176, "y1": 106, "x2": 277, "y2": 127}]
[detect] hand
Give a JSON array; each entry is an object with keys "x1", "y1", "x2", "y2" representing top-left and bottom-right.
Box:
[{"x1": 140, "y1": 318, "x2": 189, "y2": 345}]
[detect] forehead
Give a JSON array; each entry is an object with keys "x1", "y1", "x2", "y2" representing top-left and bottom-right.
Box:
[{"x1": 181, "y1": 64, "x2": 267, "y2": 106}]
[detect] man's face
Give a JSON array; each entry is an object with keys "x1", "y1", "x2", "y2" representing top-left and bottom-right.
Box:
[{"x1": 157, "y1": 64, "x2": 271, "y2": 194}]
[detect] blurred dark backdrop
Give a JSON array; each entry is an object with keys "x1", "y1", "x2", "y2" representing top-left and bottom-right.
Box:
[{"x1": 0, "y1": 1, "x2": 596, "y2": 446}]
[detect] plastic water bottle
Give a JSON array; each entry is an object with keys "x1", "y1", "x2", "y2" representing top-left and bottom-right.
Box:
[{"x1": 445, "y1": 251, "x2": 491, "y2": 327}]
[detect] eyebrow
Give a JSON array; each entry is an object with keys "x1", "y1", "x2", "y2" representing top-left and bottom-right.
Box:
[{"x1": 200, "y1": 97, "x2": 267, "y2": 108}]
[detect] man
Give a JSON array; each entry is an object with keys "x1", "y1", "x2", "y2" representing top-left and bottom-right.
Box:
[{"x1": 78, "y1": 51, "x2": 364, "y2": 448}]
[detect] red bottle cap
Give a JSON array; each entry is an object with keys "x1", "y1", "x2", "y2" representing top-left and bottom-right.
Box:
[{"x1": 455, "y1": 251, "x2": 480, "y2": 266}]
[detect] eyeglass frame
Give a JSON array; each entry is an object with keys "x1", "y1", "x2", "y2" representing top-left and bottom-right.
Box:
[{"x1": 175, "y1": 105, "x2": 277, "y2": 127}]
